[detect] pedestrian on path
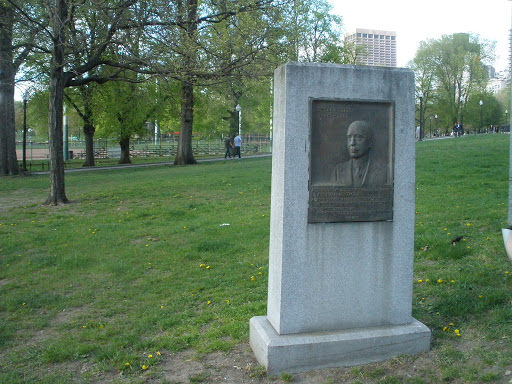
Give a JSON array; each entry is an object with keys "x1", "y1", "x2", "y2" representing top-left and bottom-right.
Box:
[{"x1": 233, "y1": 134, "x2": 242, "y2": 158}]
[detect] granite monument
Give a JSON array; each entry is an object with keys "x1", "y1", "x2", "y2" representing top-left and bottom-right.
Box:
[{"x1": 250, "y1": 62, "x2": 431, "y2": 375}]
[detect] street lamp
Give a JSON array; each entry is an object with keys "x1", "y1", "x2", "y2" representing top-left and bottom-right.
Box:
[
  {"x1": 435, "y1": 114, "x2": 438, "y2": 136},
  {"x1": 418, "y1": 92, "x2": 423, "y2": 141},
  {"x1": 479, "y1": 100, "x2": 483, "y2": 133},
  {"x1": 459, "y1": 96, "x2": 465, "y2": 136},
  {"x1": 22, "y1": 90, "x2": 29, "y2": 171},
  {"x1": 235, "y1": 104, "x2": 241, "y2": 135}
]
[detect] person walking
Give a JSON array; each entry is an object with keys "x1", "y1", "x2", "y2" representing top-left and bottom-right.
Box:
[
  {"x1": 453, "y1": 121, "x2": 463, "y2": 137},
  {"x1": 233, "y1": 133, "x2": 242, "y2": 158},
  {"x1": 224, "y1": 137, "x2": 232, "y2": 159}
]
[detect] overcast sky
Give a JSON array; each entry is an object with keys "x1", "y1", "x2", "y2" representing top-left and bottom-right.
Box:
[{"x1": 331, "y1": 0, "x2": 511, "y2": 71}]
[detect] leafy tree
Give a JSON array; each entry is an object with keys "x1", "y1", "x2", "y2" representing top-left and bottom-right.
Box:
[
  {"x1": 65, "y1": 84, "x2": 97, "y2": 166},
  {"x1": 9, "y1": 0, "x2": 169, "y2": 202},
  {"x1": 462, "y1": 92, "x2": 503, "y2": 132},
  {"x1": 138, "y1": 0, "x2": 288, "y2": 165},
  {"x1": 0, "y1": 0, "x2": 42, "y2": 176},
  {"x1": 412, "y1": 33, "x2": 493, "y2": 132},
  {"x1": 283, "y1": 0, "x2": 342, "y2": 62},
  {"x1": 93, "y1": 76, "x2": 165, "y2": 163}
]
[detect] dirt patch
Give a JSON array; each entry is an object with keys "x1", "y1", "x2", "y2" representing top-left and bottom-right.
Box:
[
  {"x1": 136, "y1": 342, "x2": 512, "y2": 384},
  {"x1": 6, "y1": 339, "x2": 512, "y2": 383},
  {"x1": 0, "y1": 190, "x2": 46, "y2": 211}
]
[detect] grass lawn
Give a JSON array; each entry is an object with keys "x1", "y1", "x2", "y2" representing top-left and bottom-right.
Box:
[{"x1": 1, "y1": 135, "x2": 511, "y2": 383}]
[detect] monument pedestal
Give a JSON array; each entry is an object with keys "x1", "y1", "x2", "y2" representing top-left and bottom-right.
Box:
[{"x1": 250, "y1": 316, "x2": 431, "y2": 375}]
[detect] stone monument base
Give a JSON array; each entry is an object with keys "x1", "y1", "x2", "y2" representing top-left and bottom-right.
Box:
[{"x1": 250, "y1": 316, "x2": 431, "y2": 376}]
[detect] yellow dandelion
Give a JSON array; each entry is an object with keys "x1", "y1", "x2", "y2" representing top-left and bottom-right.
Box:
[
  {"x1": 417, "y1": 279, "x2": 423, "y2": 283},
  {"x1": 200, "y1": 264, "x2": 205, "y2": 268},
  {"x1": 425, "y1": 279, "x2": 430, "y2": 283},
  {"x1": 437, "y1": 279, "x2": 443, "y2": 283},
  {"x1": 225, "y1": 300, "x2": 231, "y2": 304},
  {"x1": 444, "y1": 228, "x2": 448, "y2": 231},
  {"x1": 251, "y1": 276, "x2": 256, "y2": 281},
  {"x1": 125, "y1": 362, "x2": 130, "y2": 367},
  {"x1": 449, "y1": 323, "x2": 454, "y2": 326},
  {"x1": 157, "y1": 352, "x2": 161, "y2": 356},
  {"x1": 450, "y1": 280, "x2": 455, "y2": 283},
  {"x1": 160, "y1": 305, "x2": 164, "y2": 309},
  {"x1": 443, "y1": 327, "x2": 448, "y2": 331},
  {"x1": 142, "y1": 365, "x2": 148, "y2": 370},
  {"x1": 466, "y1": 223, "x2": 471, "y2": 227},
  {"x1": 206, "y1": 266, "x2": 210, "y2": 269},
  {"x1": 207, "y1": 301, "x2": 211, "y2": 305},
  {"x1": 148, "y1": 354, "x2": 153, "y2": 358}
]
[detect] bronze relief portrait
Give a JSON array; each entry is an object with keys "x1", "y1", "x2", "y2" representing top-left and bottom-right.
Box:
[{"x1": 308, "y1": 99, "x2": 394, "y2": 223}]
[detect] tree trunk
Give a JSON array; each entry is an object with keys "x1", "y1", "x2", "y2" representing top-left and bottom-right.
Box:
[
  {"x1": 45, "y1": 0, "x2": 69, "y2": 205},
  {"x1": 118, "y1": 136, "x2": 131, "y2": 164},
  {"x1": 80, "y1": 86, "x2": 96, "y2": 167},
  {"x1": 174, "y1": 0, "x2": 198, "y2": 166},
  {"x1": 229, "y1": 109, "x2": 239, "y2": 137},
  {"x1": 174, "y1": 80, "x2": 197, "y2": 165},
  {"x1": 0, "y1": 3, "x2": 20, "y2": 176},
  {"x1": 82, "y1": 123, "x2": 95, "y2": 167}
]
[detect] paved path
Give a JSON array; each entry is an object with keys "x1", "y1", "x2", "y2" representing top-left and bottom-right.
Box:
[{"x1": 28, "y1": 153, "x2": 271, "y2": 175}]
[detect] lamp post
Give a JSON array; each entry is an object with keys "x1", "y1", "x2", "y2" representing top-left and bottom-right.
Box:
[
  {"x1": 435, "y1": 114, "x2": 438, "y2": 136},
  {"x1": 418, "y1": 92, "x2": 423, "y2": 141},
  {"x1": 479, "y1": 100, "x2": 483, "y2": 133},
  {"x1": 63, "y1": 105, "x2": 69, "y2": 161},
  {"x1": 22, "y1": 91, "x2": 29, "y2": 171},
  {"x1": 459, "y1": 96, "x2": 464, "y2": 129},
  {"x1": 235, "y1": 104, "x2": 241, "y2": 135}
]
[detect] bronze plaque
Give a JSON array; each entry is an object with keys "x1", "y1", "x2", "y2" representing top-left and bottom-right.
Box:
[{"x1": 308, "y1": 99, "x2": 394, "y2": 223}]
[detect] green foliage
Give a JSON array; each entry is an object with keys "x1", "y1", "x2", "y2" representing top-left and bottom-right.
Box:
[
  {"x1": 281, "y1": 0, "x2": 343, "y2": 62},
  {"x1": 93, "y1": 78, "x2": 165, "y2": 141},
  {"x1": 412, "y1": 33, "x2": 501, "y2": 132}
]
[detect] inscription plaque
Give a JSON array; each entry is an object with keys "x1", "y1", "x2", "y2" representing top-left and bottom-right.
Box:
[{"x1": 308, "y1": 99, "x2": 394, "y2": 223}]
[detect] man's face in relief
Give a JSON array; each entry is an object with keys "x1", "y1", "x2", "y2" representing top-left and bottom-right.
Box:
[{"x1": 346, "y1": 122, "x2": 372, "y2": 159}]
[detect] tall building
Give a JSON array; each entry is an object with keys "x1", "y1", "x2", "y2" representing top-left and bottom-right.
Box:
[{"x1": 344, "y1": 28, "x2": 397, "y2": 67}]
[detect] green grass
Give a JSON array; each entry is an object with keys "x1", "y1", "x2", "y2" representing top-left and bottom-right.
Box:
[{"x1": 1, "y1": 135, "x2": 511, "y2": 383}]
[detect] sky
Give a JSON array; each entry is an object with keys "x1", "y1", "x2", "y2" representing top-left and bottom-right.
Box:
[{"x1": 331, "y1": 0, "x2": 512, "y2": 71}]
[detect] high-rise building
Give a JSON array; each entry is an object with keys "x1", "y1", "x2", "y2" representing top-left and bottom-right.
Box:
[{"x1": 344, "y1": 28, "x2": 397, "y2": 67}]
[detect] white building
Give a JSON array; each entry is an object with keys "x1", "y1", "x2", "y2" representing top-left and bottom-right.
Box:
[
  {"x1": 487, "y1": 67, "x2": 510, "y2": 94},
  {"x1": 344, "y1": 28, "x2": 397, "y2": 67}
]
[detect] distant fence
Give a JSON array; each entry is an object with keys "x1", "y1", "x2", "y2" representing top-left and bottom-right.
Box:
[{"x1": 16, "y1": 135, "x2": 272, "y2": 166}]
